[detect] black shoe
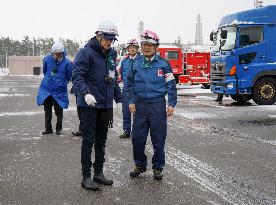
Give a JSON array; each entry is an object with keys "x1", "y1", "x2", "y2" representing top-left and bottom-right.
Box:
[
  {"x1": 56, "y1": 130, "x2": 62, "y2": 135},
  {"x1": 215, "y1": 98, "x2": 222, "y2": 102},
  {"x1": 129, "y1": 166, "x2": 147, "y2": 178},
  {"x1": 119, "y1": 132, "x2": 131, "y2": 139},
  {"x1": 42, "y1": 130, "x2": 53, "y2": 135},
  {"x1": 72, "y1": 130, "x2": 82, "y2": 136},
  {"x1": 93, "y1": 173, "x2": 113, "y2": 185},
  {"x1": 81, "y1": 178, "x2": 100, "y2": 191},
  {"x1": 153, "y1": 169, "x2": 163, "y2": 180}
]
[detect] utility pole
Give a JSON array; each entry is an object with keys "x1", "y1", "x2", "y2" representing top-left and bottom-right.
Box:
[
  {"x1": 254, "y1": 0, "x2": 263, "y2": 8},
  {"x1": 5, "y1": 52, "x2": 8, "y2": 68},
  {"x1": 32, "y1": 38, "x2": 35, "y2": 56}
]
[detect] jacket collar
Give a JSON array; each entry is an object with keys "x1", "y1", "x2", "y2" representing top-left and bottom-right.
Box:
[{"x1": 89, "y1": 37, "x2": 116, "y2": 58}]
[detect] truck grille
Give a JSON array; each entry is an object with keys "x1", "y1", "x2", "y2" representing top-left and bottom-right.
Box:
[{"x1": 210, "y1": 62, "x2": 226, "y2": 82}]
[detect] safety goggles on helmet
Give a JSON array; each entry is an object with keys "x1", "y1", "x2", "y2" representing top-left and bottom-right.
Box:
[{"x1": 140, "y1": 30, "x2": 160, "y2": 45}]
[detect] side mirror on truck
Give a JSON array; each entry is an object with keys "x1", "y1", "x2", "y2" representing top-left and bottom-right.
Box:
[
  {"x1": 220, "y1": 30, "x2": 228, "y2": 39},
  {"x1": 210, "y1": 32, "x2": 214, "y2": 42}
]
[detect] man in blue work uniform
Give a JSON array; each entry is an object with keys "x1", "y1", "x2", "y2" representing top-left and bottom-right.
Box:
[
  {"x1": 118, "y1": 39, "x2": 140, "y2": 139},
  {"x1": 37, "y1": 42, "x2": 72, "y2": 135},
  {"x1": 126, "y1": 30, "x2": 177, "y2": 180},
  {"x1": 72, "y1": 20, "x2": 122, "y2": 191}
]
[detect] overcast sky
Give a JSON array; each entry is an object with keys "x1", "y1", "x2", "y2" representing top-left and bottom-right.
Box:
[{"x1": 1, "y1": 0, "x2": 276, "y2": 45}]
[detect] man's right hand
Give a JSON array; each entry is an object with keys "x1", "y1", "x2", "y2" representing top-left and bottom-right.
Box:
[
  {"x1": 85, "y1": 94, "x2": 97, "y2": 106},
  {"x1": 129, "y1": 103, "x2": 136, "y2": 114}
]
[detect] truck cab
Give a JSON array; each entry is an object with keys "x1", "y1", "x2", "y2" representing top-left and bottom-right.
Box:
[
  {"x1": 210, "y1": 5, "x2": 276, "y2": 104},
  {"x1": 157, "y1": 45, "x2": 183, "y2": 83}
]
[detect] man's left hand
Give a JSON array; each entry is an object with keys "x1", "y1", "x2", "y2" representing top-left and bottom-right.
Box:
[{"x1": 167, "y1": 106, "x2": 174, "y2": 117}]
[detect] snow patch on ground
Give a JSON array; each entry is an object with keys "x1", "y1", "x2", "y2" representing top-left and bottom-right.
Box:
[
  {"x1": 0, "y1": 68, "x2": 9, "y2": 76},
  {"x1": 0, "y1": 93, "x2": 30, "y2": 97},
  {"x1": 176, "y1": 112, "x2": 217, "y2": 120},
  {"x1": 0, "y1": 107, "x2": 77, "y2": 117},
  {"x1": 177, "y1": 85, "x2": 212, "y2": 95}
]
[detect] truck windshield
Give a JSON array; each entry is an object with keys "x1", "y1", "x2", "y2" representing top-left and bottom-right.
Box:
[{"x1": 213, "y1": 26, "x2": 237, "y2": 51}]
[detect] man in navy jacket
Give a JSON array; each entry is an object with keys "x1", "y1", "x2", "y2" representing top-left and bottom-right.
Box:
[
  {"x1": 72, "y1": 20, "x2": 122, "y2": 191},
  {"x1": 126, "y1": 30, "x2": 177, "y2": 180},
  {"x1": 117, "y1": 39, "x2": 140, "y2": 139}
]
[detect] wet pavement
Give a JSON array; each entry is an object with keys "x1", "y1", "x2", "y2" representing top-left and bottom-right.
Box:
[{"x1": 0, "y1": 76, "x2": 275, "y2": 205}]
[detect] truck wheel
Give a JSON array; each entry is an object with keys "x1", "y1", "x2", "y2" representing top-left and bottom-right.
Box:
[
  {"x1": 230, "y1": 94, "x2": 252, "y2": 104},
  {"x1": 253, "y1": 77, "x2": 276, "y2": 105},
  {"x1": 201, "y1": 84, "x2": 211, "y2": 89},
  {"x1": 175, "y1": 75, "x2": 179, "y2": 84}
]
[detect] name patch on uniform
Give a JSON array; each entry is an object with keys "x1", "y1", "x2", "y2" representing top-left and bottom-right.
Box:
[
  {"x1": 165, "y1": 72, "x2": 175, "y2": 82},
  {"x1": 108, "y1": 70, "x2": 115, "y2": 79},
  {"x1": 158, "y1": 69, "x2": 164, "y2": 77}
]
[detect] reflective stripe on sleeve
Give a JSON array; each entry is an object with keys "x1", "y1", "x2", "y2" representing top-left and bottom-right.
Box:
[{"x1": 165, "y1": 73, "x2": 175, "y2": 82}]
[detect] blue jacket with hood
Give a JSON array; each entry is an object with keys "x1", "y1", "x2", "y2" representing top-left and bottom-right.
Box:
[
  {"x1": 126, "y1": 55, "x2": 177, "y2": 107},
  {"x1": 37, "y1": 52, "x2": 72, "y2": 109},
  {"x1": 72, "y1": 37, "x2": 122, "y2": 108}
]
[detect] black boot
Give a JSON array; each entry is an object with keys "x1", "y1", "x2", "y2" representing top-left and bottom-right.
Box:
[
  {"x1": 56, "y1": 130, "x2": 62, "y2": 135},
  {"x1": 129, "y1": 166, "x2": 147, "y2": 178},
  {"x1": 119, "y1": 132, "x2": 131, "y2": 139},
  {"x1": 42, "y1": 130, "x2": 53, "y2": 135},
  {"x1": 81, "y1": 178, "x2": 100, "y2": 191},
  {"x1": 72, "y1": 130, "x2": 82, "y2": 136},
  {"x1": 93, "y1": 173, "x2": 113, "y2": 185},
  {"x1": 153, "y1": 169, "x2": 163, "y2": 180}
]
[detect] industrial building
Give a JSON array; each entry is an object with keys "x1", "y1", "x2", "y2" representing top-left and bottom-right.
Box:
[{"x1": 8, "y1": 56, "x2": 42, "y2": 75}]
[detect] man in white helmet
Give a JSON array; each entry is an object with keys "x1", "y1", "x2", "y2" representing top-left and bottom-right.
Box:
[
  {"x1": 117, "y1": 39, "x2": 140, "y2": 139},
  {"x1": 72, "y1": 20, "x2": 122, "y2": 191},
  {"x1": 37, "y1": 42, "x2": 72, "y2": 135}
]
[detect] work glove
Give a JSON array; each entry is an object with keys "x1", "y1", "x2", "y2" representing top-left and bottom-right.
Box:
[
  {"x1": 116, "y1": 103, "x2": 122, "y2": 114},
  {"x1": 85, "y1": 94, "x2": 97, "y2": 106}
]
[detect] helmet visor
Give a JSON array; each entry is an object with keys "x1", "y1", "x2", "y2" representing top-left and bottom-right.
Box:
[{"x1": 103, "y1": 33, "x2": 118, "y2": 41}]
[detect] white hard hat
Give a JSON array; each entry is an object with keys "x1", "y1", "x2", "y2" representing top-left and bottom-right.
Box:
[
  {"x1": 126, "y1": 39, "x2": 139, "y2": 48},
  {"x1": 51, "y1": 42, "x2": 64, "y2": 53},
  {"x1": 96, "y1": 20, "x2": 118, "y2": 40}
]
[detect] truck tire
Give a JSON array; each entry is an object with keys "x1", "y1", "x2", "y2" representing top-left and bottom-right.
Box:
[
  {"x1": 230, "y1": 94, "x2": 252, "y2": 104},
  {"x1": 174, "y1": 75, "x2": 179, "y2": 84},
  {"x1": 253, "y1": 77, "x2": 276, "y2": 105}
]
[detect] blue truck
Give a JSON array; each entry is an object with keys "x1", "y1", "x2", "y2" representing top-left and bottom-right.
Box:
[{"x1": 210, "y1": 5, "x2": 276, "y2": 105}]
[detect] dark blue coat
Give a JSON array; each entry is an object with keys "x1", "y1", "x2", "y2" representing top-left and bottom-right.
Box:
[
  {"x1": 72, "y1": 37, "x2": 122, "y2": 108},
  {"x1": 126, "y1": 55, "x2": 177, "y2": 107},
  {"x1": 120, "y1": 54, "x2": 140, "y2": 86},
  {"x1": 37, "y1": 53, "x2": 72, "y2": 109}
]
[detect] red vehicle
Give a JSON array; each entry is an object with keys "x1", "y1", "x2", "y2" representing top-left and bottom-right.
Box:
[
  {"x1": 157, "y1": 45, "x2": 183, "y2": 83},
  {"x1": 179, "y1": 51, "x2": 211, "y2": 88}
]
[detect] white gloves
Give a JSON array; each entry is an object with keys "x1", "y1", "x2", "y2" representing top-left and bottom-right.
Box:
[
  {"x1": 116, "y1": 103, "x2": 122, "y2": 114},
  {"x1": 85, "y1": 94, "x2": 97, "y2": 106}
]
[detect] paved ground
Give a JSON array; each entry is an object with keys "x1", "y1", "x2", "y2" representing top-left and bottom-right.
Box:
[{"x1": 0, "y1": 76, "x2": 275, "y2": 205}]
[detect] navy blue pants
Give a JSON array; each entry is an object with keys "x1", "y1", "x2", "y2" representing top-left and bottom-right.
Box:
[
  {"x1": 80, "y1": 107, "x2": 108, "y2": 178},
  {"x1": 132, "y1": 99, "x2": 167, "y2": 170},
  {"x1": 122, "y1": 88, "x2": 131, "y2": 133}
]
